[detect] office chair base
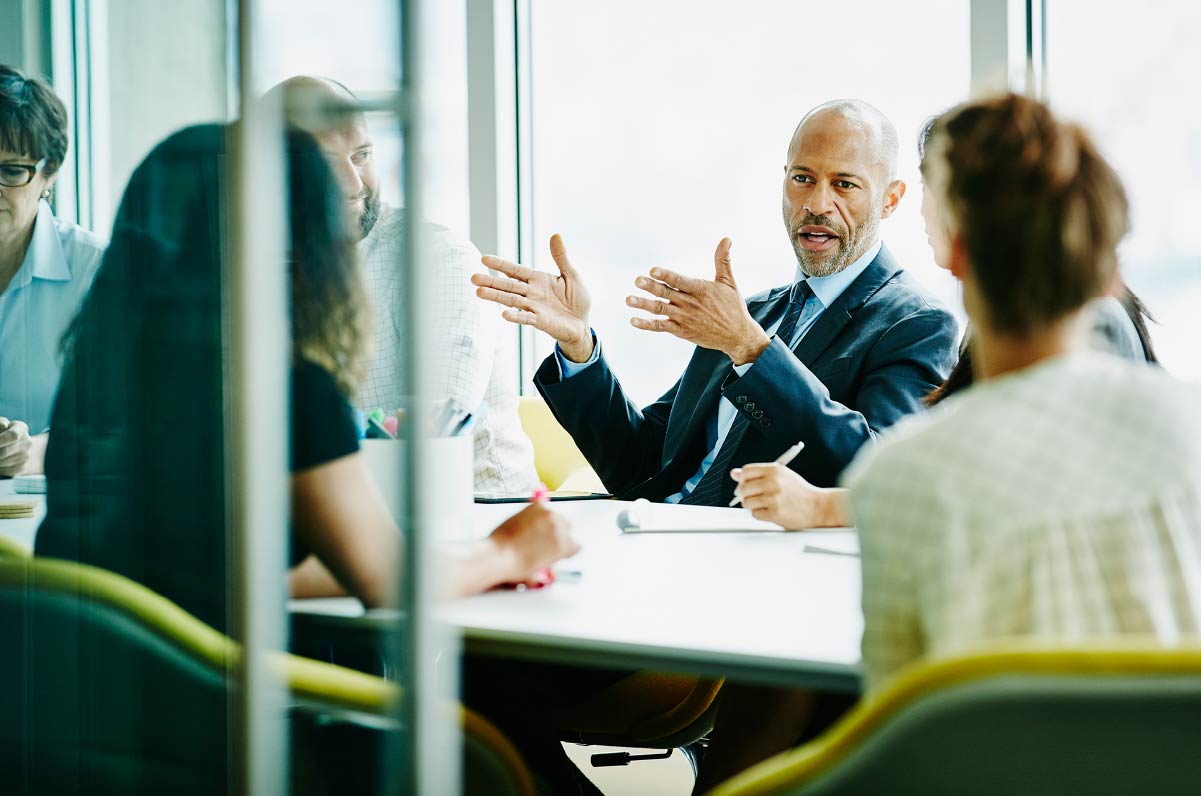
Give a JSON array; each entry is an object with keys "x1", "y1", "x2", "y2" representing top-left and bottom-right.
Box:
[{"x1": 590, "y1": 749, "x2": 673, "y2": 768}]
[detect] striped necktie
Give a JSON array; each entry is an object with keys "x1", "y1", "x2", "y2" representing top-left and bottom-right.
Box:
[{"x1": 679, "y1": 282, "x2": 814, "y2": 506}]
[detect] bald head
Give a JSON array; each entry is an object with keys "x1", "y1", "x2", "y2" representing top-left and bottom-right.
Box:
[
  {"x1": 781, "y1": 99, "x2": 906, "y2": 278},
  {"x1": 262, "y1": 75, "x2": 362, "y2": 134},
  {"x1": 264, "y1": 76, "x2": 380, "y2": 239},
  {"x1": 790, "y1": 99, "x2": 898, "y2": 182}
]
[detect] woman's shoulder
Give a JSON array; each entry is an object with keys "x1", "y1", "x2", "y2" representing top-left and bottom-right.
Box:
[
  {"x1": 51, "y1": 212, "x2": 107, "y2": 280},
  {"x1": 291, "y1": 358, "x2": 361, "y2": 472},
  {"x1": 292, "y1": 357, "x2": 342, "y2": 397}
]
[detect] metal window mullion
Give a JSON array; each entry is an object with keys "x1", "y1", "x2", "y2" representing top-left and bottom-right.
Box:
[
  {"x1": 970, "y1": 0, "x2": 1046, "y2": 96},
  {"x1": 513, "y1": 0, "x2": 538, "y2": 389},
  {"x1": 466, "y1": 0, "x2": 523, "y2": 393},
  {"x1": 228, "y1": 0, "x2": 291, "y2": 793},
  {"x1": 396, "y1": 0, "x2": 461, "y2": 792},
  {"x1": 47, "y1": 0, "x2": 79, "y2": 224}
]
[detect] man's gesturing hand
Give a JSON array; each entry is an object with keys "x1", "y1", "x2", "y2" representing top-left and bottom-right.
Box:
[
  {"x1": 473, "y1": 234, "x2": 595, "y2": 363},
  {"x1": 626, "y1": 238, "x2": 771, "y2": 366}
]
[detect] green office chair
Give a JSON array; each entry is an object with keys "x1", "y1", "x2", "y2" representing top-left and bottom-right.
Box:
[
  {"x1": 0, "y1": 556, "x2": 535, "y2": 795},
  {"x1": 0, "y1": 533, "x2": 31, "y2": 558},
  {"x1": 709, "y1": 641, "x2": 1201, "y2": 796}
]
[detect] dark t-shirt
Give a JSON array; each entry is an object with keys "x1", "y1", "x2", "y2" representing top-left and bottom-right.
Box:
[
  {"x1": 291, "y1": 359, "x2": 360, "y2": 472},
  {"x1": 36, "y1": 358, "x2": 359, "y2": 634}
]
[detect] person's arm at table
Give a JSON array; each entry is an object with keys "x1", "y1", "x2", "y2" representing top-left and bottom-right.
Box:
[
  {"x1": 0, "y1": 418, "x2": 42, "y2": 477},
  {"x1": 729, "y1": 463, "x2": 851, "y2": 528},
  {"x1": 289, "y1": 452, "x2": 579, "y2": 605},
  {"x1": 624, "y1": 240, "x2": 958, "y2": 486},
  {"x1": 473, "y1": 234, "x2": 676, "y2": 493}
]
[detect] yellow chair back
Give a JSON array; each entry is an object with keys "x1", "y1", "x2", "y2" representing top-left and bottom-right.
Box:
[{"x1": 517, "y1": 396, "x2": 602, "y2": 491}]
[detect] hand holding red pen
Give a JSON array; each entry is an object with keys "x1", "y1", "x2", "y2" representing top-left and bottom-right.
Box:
[{"x1": 489, "y1": 485, "x2": 579, "y2": 589}]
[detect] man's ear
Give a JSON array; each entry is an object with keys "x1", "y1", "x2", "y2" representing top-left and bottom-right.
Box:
[
  {"x1": 948, "y1": 233, "x2": 971, "y2": 281},
  {"x1": 880, "y1": 179, "x2": 906, "y2": 219}
]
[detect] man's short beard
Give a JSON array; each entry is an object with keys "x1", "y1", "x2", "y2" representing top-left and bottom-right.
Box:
[
  {"x1": 787, "y1": 202, "x2": 882, "y2": 278},
  {"x1": 358, "y1": 192, "x2": 381, "y2": 239}
]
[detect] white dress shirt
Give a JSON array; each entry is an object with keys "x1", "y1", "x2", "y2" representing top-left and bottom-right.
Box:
[
  {"x1": 846, "y1": 352, "x2": 1201, "y2": 691},
  {"x1": 0, "y1": 200, "x2": 105, "y2": 433},
  {"x1": 356, "y1": 204, "x2": 538, "y2": 493},
  {"x1": 556, "y1": 240, "x2": 882, "y2": 502}
]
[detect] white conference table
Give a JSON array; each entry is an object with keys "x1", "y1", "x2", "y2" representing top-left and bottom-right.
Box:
[
  {"x1": 295, "y1": 499, "x2": 865, "y2": 691},
  {"x1": 0, "y1": 480, "x2": 42, "y2": 553},
  {"x1": 0, "y1": 482, "x2": 865, "y2": 690}
]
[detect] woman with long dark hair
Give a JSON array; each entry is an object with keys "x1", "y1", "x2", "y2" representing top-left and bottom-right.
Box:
[{"x1": 36, "y1": 123, "x2": 576, "y2": 630}]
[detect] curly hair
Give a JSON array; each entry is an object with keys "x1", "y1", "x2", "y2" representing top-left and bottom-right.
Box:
[
  {"x1": 284, "y1": 129, "x2": 370, "y2": 395},
  {"x1": 63, "y1": 123, "x2": 369, "y2": 397}
]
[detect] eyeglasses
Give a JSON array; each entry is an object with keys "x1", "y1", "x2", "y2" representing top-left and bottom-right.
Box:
[{"x1": 0, "y1": 158, "x2": 47, "y2": 188}]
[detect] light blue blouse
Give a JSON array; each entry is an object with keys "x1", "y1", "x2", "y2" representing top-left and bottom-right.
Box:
[{"x1": 0, "y1": 200, "x2": 105, "y2": 433}]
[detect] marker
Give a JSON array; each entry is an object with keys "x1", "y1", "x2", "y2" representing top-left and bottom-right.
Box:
[
  {"x1": 729, "y1": 440, "x2": 806, "y2": 507},
  {"x1": 530, "y1": 485, "x2": 555, "y2": 585},
  {"x1": 451, "y1": 413, "x2": 475, "y2": 437}
]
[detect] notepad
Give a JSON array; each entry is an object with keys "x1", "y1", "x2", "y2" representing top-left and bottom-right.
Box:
[{"x1": 616, "y1": 501, "x2": 785, "y2": 533}]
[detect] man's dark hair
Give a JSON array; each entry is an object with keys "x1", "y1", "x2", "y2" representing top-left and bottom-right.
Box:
[{"x1": 0, "y1": 64, "x2": 69, "y2": 174}]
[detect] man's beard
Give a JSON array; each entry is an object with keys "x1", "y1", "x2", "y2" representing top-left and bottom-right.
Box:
[
  {"x1": 357, "y1": 191, "x2": 381, "y2": 239},
  {"x1": 786, "y1": 205, "x2": 881, "y2": 278}
]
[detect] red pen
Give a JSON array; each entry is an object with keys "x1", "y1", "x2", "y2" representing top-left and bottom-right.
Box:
[
  {"x1": 494, "y1": 484, "x2": 556, "y2": 590},
  {"x1": 530, "y1": 484, "x2": 555, "y2": 585}
]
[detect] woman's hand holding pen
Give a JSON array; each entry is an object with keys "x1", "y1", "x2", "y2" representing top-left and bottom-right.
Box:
[
  {"x1": 488, "y1": 501, "x2": 580, "y2": 586},
  {"x1": 730, "y1": 463, "x2": 849, "y2": 529}
]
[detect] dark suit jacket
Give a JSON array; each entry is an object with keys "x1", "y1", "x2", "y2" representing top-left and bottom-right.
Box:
[{"x1": 534, "y1": 244, "x2": 959, "y2": 505}]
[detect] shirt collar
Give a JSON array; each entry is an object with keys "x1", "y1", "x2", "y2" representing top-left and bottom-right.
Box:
[
  {"x1": 22, "y1": 200, "x2": 72, "y2": 284},
  {"x1": 794, "y1": 239, "x2": 882, "y2": 309}
]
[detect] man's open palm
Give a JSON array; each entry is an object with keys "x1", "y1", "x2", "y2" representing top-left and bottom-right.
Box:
[{"x1": 473, "y1": 234, "x2": 594, "y2": 362}]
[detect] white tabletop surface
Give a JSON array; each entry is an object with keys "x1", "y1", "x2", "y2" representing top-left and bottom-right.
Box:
[
  {"x1": 2, "y1": 481, "x2": 865, "y2": 689},
  {"x1": 302, "y1": 499, "x2": 865, "y2": 690},
  {"x1": 0, "y1": 480, "x2": 43, "y2": 553}
]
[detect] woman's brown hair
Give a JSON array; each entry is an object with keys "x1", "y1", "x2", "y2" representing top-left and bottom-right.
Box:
[{"x1": 925, "y1": 93, "x2": 1130, "y2": 337}]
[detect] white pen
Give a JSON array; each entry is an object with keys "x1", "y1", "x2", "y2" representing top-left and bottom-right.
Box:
[{"x1": 729, "y1": 440, "x2": 806, "y2": 507}]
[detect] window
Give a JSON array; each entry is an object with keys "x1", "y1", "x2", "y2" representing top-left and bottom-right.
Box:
[
  {"x1": 1046, "y1": 0, "x2": 1201, "y2": 377},
  {"x1": 528, "y1": 0, "x2": 970, "y2": 403}
]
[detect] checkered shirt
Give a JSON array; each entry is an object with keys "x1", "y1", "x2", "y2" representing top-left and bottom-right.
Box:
[
  {"x1": 356, "y1": 204, "x2": 537, "y2": 493},
  {"x1": 845, "y1": 352, "x2": 1201, "y2": 690}
]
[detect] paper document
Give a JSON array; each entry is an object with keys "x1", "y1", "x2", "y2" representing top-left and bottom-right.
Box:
[{"x1": 617, "y1": 501, "x2": 785, "y2": 533}]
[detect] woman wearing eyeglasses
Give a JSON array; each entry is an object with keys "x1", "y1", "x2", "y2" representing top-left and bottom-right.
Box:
[{"x1": 0, "y1": 64, "x2": 105, "y2": 477}]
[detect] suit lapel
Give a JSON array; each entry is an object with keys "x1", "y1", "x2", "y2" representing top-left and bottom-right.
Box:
[
  {"x1": 791, "y1": 245, "x2": 902, "y2": 367},
  {"x1": 662, "y1": 286, "x2": 790, "y2": 461}
]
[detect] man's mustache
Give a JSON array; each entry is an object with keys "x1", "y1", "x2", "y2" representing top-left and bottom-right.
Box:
[{"x1": 793, "y1": 215, "x2": 846, "y2": 238}]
